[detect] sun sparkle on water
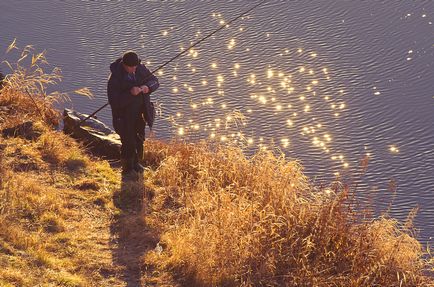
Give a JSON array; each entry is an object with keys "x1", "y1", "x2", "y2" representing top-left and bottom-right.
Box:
[{"x1": 155, "y1": 12, "x2": 375, "y2": 175}]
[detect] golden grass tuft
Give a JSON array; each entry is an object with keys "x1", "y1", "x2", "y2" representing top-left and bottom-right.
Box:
[
  {"x1": 37, "y1": 129, "x2": 90, "y2": 170},
  {"x1": 0, "y1": 268, "x2": 28, "y2": 287},
  {"x1": 0, "y1": 56, "x2": 64, "y2": 127},
  {"x1": 51, "y1": 271, "x2": 87, "y2": 287},
  {"x1": 40, "y1": 212, "x2": 66, "y2": 233},
  {"x1": 142, "y1": 141, "x2": 432, "y2": 286}
]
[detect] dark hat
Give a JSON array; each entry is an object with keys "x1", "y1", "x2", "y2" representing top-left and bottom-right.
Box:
[{"x1": 122, "y1": 51, "x2": 140, "y2": 67}]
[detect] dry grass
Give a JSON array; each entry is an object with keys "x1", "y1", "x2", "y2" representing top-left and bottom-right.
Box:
[
  {"x1": 0, "y1": 127, "x2": 121, "y2": 285},
  {"x1": 0, "y1": 135, "x2": 124, "y2": 286},
  {"x1": 0, "y1": 44, "x2": 67, "y2": 127},
  {"x1": 141, "y1": 140, "x2": 433, "y2": 287}
]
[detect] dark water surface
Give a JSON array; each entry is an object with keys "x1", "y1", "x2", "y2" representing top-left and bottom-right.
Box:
[{"x1": 1, "y1": 1, "x2": 433, "y2": 242}]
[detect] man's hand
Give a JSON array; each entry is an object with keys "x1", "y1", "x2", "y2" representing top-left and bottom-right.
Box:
[
  {"x1": 130, "y1": 86, "x2": 142, "y2": 96},
  {"x1": 140, "y1": 85, "x2": 150, "y2": 94}
]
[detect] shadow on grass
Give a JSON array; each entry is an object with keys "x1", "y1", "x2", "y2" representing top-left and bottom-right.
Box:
[{"x1": 110, "y1": 172, "x2": 158, "y2": 287}]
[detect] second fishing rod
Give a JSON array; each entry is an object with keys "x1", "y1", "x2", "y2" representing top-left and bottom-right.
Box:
[{"x1": 78, "y1": 0, "x2": 266, "y2": 126}]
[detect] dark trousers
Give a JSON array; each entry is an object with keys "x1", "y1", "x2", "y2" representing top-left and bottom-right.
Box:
[{"x1": 114, "y1": 116, "x2": 145, "y2": 163}]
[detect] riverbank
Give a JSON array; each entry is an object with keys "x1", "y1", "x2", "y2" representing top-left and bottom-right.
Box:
[{"x1": 0, "y1": 55, "x2": 432, "y2": 286}]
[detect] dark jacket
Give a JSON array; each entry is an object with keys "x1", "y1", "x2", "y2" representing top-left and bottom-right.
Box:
[{"x1": 107, "y1": 58, "x2": 159, "y2": 128}]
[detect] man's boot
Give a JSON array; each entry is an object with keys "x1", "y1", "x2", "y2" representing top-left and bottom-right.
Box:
[
  {"x1": 133, "y1": 154, "x2": 145, "y2": 173},
  {"x1": 134, "y1": 162, "x2": 145, "y2": 173},
  {"x1": 122, "y1": 157, "x2": 138, "y2": 180}
]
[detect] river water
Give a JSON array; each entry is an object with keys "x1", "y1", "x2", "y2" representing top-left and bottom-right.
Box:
[{"x1": 1, "y1": 1, "x2": 433, "y2": 242}]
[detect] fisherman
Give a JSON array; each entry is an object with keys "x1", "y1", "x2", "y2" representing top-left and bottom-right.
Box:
[{"x1": 107, "y1": 51, "x2": 159, "y2": 178}]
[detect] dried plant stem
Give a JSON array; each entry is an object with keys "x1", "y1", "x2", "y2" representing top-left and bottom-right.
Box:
[{"x1": 24, "y1": 88, "x2": 44, "y2": 120}]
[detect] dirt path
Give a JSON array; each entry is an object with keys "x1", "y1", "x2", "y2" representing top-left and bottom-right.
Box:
[
  {"x1": 69, "y1": 173, "x2": 160, "y2": 286},
  {"x1": 109, "y1": 176, "x2": 159, "y2": 286}
]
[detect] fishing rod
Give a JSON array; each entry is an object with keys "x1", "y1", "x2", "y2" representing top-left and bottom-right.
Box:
[{"x1": 78, "y1": 0, "x2": 266, "y2": 126}]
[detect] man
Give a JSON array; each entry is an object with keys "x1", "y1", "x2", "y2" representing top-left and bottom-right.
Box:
[{"x1": 107, "y1": 51, "x2": 159, "y2": 178}]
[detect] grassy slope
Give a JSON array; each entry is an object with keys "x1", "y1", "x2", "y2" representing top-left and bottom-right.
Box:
[{"x1": 0, "y1": 119, "x2": 126, "y2": 286}]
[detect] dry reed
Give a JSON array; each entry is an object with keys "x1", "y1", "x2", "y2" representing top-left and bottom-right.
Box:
[{"x1": 142, "y1": 140, "x2": 432, "y2": 286}]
